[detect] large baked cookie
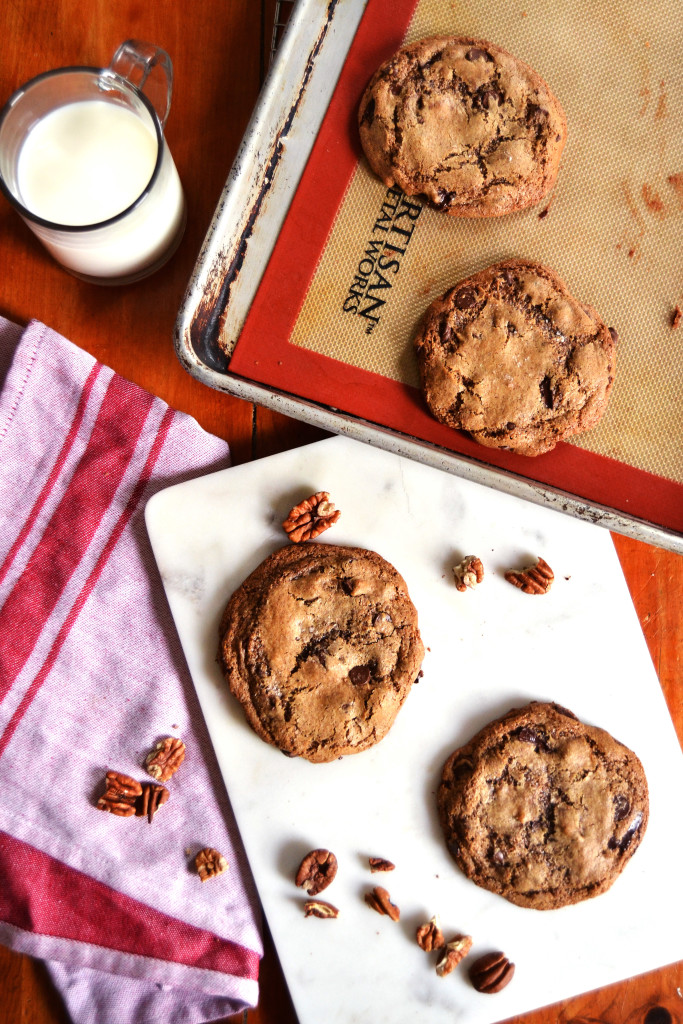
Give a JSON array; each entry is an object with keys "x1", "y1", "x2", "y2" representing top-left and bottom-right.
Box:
[
  {"x1": 414, "y1": 260, "x2": 617, "y2": 456},
  {"x1": 358, "y1": 36, "x2": 567, "y2": 217},
  {"x1": 438, "y1": 702, "x2": 648, "y2": 910},
  {"x1": 218, "y1": 544, "x2": 424, "y2": 763}
]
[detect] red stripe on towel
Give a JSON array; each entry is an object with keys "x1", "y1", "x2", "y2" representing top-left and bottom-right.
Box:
[
  {"x1": 0, "y1": 375, "x2": 154, "y2": 700},
  {"x1": 0, "y1": 831, "x2": 260, "y2": 980},
  {"x1": 0, "y1": 363, "x2": 102, "y2": 589},
  {"x1": 0, "y1": 407, "x2": 174, "y2": 759}
]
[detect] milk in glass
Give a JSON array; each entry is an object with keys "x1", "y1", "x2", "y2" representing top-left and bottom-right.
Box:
[{"x1": 15, "y1": 98, "x2": 185, "y2": 279}]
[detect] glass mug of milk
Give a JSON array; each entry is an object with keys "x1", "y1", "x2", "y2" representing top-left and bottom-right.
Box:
[{"x1": 0, "y1": 41, "x2": 186, "y2": 284}]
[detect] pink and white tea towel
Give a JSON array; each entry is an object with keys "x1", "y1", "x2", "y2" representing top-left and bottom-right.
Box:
[{"x1": 0, "y1": 316, "x2": 262, "y2": 1023}]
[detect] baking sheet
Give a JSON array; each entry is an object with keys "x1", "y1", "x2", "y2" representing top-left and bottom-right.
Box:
[
  {"x1": 145, "y1": 436, "x2": 683, "y2": 1024},
  {"x1": 175, "y1": 0, "x2": 683, "y2": 553}
]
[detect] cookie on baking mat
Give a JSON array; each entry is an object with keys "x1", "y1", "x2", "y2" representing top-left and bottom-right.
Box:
[
  {"x1": 218, "y1": 544, "x2": 424, "y2": 763},
  {"x1": 358, "y1": 36, "x2": 566, "y2": 217},
  {"x1": 437, "y1": 701, "x2": 648, "y2": 910},
  {"x1": 414, "y1": 259, "x2": 617, "y2": 456}
]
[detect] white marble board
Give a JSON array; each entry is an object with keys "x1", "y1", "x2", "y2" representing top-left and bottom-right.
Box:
[{"x1": 145, "y1": 436, "x2": 683, "y2": 1024}]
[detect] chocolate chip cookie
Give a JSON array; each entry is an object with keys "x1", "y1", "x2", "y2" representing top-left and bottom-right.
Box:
[
  {"x1": 218, "y1": 544, "x2": 424, "y2": 763},
  {"x1": 358, "y1": 36, "x2": 567, "y2": 217},
  {"x1": 438, "y1": 701, "x2": 648, "y2": 910},
  {"x1": 414, "y1": 260, "x2": 617, "y2": 456}
]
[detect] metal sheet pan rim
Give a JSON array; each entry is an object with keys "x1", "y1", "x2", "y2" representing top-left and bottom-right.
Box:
[
  {"x1": 176, "y1": 355, "x2": 683, "y2": 552},
  {"x1": 176, "y1": 0, "x2": 368, "y2": 365}
]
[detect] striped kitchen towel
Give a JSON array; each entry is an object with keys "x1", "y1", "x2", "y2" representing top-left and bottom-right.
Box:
[{"x1": 0, "y1": 317, "x2": 262, "y2": 1023}]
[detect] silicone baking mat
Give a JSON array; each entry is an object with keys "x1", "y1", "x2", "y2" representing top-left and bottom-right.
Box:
[{"x1": 227, "y1": 0, "x2": 683, "y2": 534}]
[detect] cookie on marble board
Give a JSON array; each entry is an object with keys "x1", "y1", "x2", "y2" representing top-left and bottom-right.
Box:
[
  {"x1": 437, "y1": 701, "x2": 648, "y2": 910},
  {"x1": 358, "y1": 36, "x2": 567, "y2": 217},
  {"x1": 218, "y1": 543, "x2": 424, "y2": 763},
  {"x1": 414, "y1": 259, "x2": 617, "y2": 456}
]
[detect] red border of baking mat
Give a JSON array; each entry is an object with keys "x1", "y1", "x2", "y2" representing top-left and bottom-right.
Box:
[{"x1": 230, "y1": 0, "x2": 683, "y2": 535}]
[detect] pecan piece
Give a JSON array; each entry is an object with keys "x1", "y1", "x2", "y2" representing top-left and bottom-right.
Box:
[
  {"x1": 364, "y1": 886, "x2": 400, "y2": 921},
  {"x1": 135, "y1": 782, "x2": 169, "y2": 823},
  {"x1": 145, "y1": 736, "x2": 186, "y2": 782},
  {"x1": 672, "y1": 305, "x2": 682, "y2": 329},
  {"x1": 304, "y1": 899, "x2": 339, "y2": 919},
  {"x1": 416, "y1": 916, "x2": 445, "y2": 952},
  {"x1": 469, "y1": 951, "x2": 515, "y2": 993},
  {"x1": 96, "y1": 771, "x2": 142, "y2": 817},
  {"x1": 504, "y1": 556, "x2": 554, "y2": 594},
  {"x1": 195, "y1": 847, "x2": 228, "y2": 882},
  {"x1": 282, "y1": 491, "x2": 341, "y2": 543},
  {"x1": 368, "y1": 856, "x2": 395, "y2": 873},
  {"x1": 453, "y1": 555, "x2": 484, "y2": 591},
  {"x1": 295, "y1": 849, "x2": 338, "y2": 895},
  {"x1": 436, "y1": 934, "x2": 473, "y2": 977}
]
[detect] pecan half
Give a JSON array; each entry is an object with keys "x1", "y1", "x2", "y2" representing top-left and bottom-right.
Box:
[
  {"x1": 282, "y1": 491, "x2": 341, "y2": 543},
  {"x1": 453, "y1": 555, "x2": 484, "y2": 592},
  {"x1": 135, "y1": 782, "x2": 169, "y2": 823},
  {"x1": 416, "y1": 916, "x2": 445, "y2": 952},
  {"x1": 436, "y1": 934, "x2": 473, "y2": 977},
  {"x1": 368, "y1": 856, "x2": 395, "y2": 873},
  {"x1": 96, "y1": 771, "x2": 142, "y2": 817},
  {"x1": 295, "y1": 849, "x2": 338, "y2": 895},
  {"x1": 304, "y1": 899, "x2": 339, "y2": 919},
  {"x1": 364, "y1": 886, "x2": 400, "y2": 921},
  {"x1": 469, "y1": 951, "x2": 515, "y2": 993},
  {"x1": 504, "y1": 556, "x2": 554, "y2": 594},
  {"x1": 195, "y1": 847, "x2": 228, "y2": 882},
  {"x1": 145, "y1": 737, "x2": 186, "y2": 782}
]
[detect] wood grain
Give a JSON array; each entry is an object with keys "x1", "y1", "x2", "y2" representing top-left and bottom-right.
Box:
[{"x1": 0, "y1": 1, "x2": 681, "y2": 1023}]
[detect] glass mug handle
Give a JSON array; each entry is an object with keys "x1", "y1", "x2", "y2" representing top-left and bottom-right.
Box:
[{"x1": 107, "y1": 40, "x2": 173, "y2": 128}]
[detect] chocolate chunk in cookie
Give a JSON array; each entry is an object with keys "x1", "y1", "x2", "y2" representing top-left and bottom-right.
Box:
[
  {"x1": 358, "y1": 36, "x2": 567, "y2": 217},
  {"x1": 218, "y1": 544, "x2": 424, "y2": 763},
  {"x1": 414, "y1": 260, "x2": 616, "y2": 456},
  {"x1": 438, "y1": 701, "x2": 648, "y2": 910}
]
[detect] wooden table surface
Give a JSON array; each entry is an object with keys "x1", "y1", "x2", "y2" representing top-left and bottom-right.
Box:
[{"x1": 0, "y1": 2, "x2": 681, "y2": 1023}]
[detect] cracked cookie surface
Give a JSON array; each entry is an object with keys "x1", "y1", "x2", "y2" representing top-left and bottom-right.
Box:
[
  {"x1": 218, "y1": 543, "x2": 424, "y2": 763},
  {"x1": 438, "y1": 701, "x2": 648, "y2": 910},
  {"x1": 414, "y1": 259, "x2": 616, "y2": 456},
  {"x1": 358, "y1": 36, "x2": 566, "y2": 217}
]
